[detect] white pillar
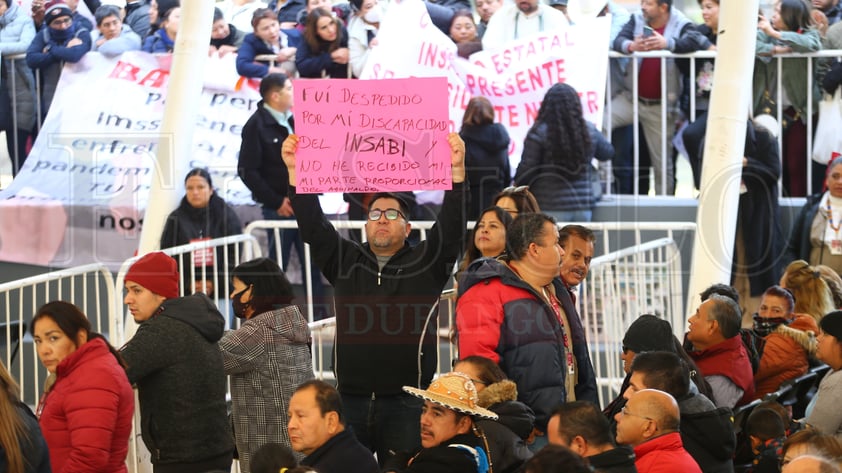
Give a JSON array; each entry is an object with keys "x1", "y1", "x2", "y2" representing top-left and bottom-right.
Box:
[
  {"x1": 685, "y1": 0, "x2": 759, "y2": 319},
  {"x1": 137, "y1": 0, "x2": 215, "y2": 255}
]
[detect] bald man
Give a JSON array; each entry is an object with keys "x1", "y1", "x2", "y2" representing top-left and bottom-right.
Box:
[
  {"x1": 614, "y1": 389, "x2": 701, "y2": 473},
  {"x1": 782, "y1": 455, "x2": 842, "y2": 473}
]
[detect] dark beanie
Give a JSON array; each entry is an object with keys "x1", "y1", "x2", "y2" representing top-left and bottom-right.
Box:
[
  {"x1": 622, "y1": 314, "x2": 676, "y2": 353},
  {"x1": 44, "y1": 1, "x2": 73, "y2": 25},
  {"x1": 125, "y1": 252, "x2": 179, "y2": 299},
  {"x1": 821, "y1": 310, "x2": 842, "y2": 340}
]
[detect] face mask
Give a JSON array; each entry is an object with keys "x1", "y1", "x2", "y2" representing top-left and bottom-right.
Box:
[
  {"x1": 232, "y1": 286, "x2": 252, "y2": 319},
  {"x1": 753, "y1": 313, "x2": 791, "y2": 337},
  {"x1": 364, "y1": 4, "x2": 381, "y2": 23}
]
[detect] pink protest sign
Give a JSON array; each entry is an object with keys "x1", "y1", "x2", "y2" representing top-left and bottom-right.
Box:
[{"x1": 292, "y1": 77, "x2": 451, "y2": 193}]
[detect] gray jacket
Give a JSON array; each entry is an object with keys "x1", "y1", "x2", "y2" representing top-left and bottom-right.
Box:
[{"x1": 0, "y1": 1, "x2": 37, "y2": 130}]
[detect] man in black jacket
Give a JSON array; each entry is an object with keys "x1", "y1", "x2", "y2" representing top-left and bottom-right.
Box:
[
  {"x1": 290, "y1": 380, "x2": 379, "y2": 473},
  {"x1": 548, "y1": 401, "x2": 638, "y2": 473},
  {"x1": 281, "y1": 132, "x2": 467, "y2": 463},
  {"x1": 120, "y1": 252, "x2": 234, "y2": 473}
]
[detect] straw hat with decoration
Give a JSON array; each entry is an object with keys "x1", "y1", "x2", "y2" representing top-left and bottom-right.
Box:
[{"x1": 404, "y1": 372, "x2": 499, "y2": 420}]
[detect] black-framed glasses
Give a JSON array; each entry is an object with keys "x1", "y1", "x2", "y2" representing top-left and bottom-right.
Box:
[
  {"x1": 368, "y1": 208, "x2": 405, "y2": 221},
  {"x1": 621, "y1": 406, "x2": 653, "y2": 421}
]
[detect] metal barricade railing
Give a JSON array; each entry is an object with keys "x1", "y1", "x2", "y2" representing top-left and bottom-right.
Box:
[
  {"x1": 604, "y1": 49, "x2": 842, "y2": 197},
  {"x1": 581, "y1": 237, "x2": 685, "y2": 406},
  {"x1": 0, "y1": 263, "x2": 115, "y2": 406},
  {"x1": 112, "y1": 233, "x2": 262, "y2": 343}
]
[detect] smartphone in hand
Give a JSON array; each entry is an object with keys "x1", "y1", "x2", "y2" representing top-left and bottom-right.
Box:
[{"x1": 643, "y1": 26, "x2": 654, "y2": 37}]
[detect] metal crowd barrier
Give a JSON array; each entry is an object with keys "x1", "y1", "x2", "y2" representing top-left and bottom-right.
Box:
[{"x1": 0, "y1": 262, "x2": 115, "y2": 405}]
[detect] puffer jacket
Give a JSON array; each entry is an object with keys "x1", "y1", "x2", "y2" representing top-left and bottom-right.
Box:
[
  {"x1": 456, "y1": 257, "x2": 598, "y2": 431},
  {"x1": 1, "y1": 1, "x2": 37, "y2": 130},
  {"x1": 38, "y1": 337, "x2": 134, "y2": 473},
  {"x1": 120, "y1": 294, "x2": 234, "y2": 465},
  {"x1": 475, "y1": 380, "x2": 533, "y2": 473},
  {"x1": 25, "y1": 22, "x2": 91, "y2": 115},
  {"x1": 755, "y1": 314, "x2": 818, "y2": 399}
]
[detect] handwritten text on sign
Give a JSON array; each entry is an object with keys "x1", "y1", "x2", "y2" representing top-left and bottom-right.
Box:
[{"x1": 293, "y1": 77, "x2": 451, "y2": 193}]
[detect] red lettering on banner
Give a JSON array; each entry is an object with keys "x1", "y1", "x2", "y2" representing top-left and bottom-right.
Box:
[
  {"x1": 419, "y1": 8, "x2": 429, "y2": 27},
  {"x1": 524, "y1": 101, "x2": 541, "y2": 125},
  {"x1": 371, "y1": 64, "x2": 396, "y2": 79},
  {"x1": 507, "y1": 105, "x2": 519, "y2": 127},
  {"x1": 109, "y1": 61, "x2": 140, "y2": 81},
  {"x1": 447, "y1": 81, "x2": 471, "y2": 109},
  {"x1": 138, "y1": 69, "x2": 169, "y2": 88},
  {"x1": 582, "y1": 90, "x2": 599, "y2": 114},
  {"x1": 418, "y1": 42, "x2": 451, "y2": 69}
]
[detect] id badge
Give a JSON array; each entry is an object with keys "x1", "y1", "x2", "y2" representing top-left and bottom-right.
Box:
[{"x1": 831, "y1": 239, "x2": 842, "y2": 255}]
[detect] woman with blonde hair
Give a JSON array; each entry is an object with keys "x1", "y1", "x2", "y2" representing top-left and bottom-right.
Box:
[
  {"x1": 781, "y1": 260, "x2": 835, "y2": 322},
  {"x1": 817, "y1": 265, "x2": 842, "y2": 309},
  {"x1": 0, "y1": 360, "x2": 50, "y2": 473}
]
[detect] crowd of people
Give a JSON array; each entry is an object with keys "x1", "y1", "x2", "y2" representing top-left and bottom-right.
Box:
[
  {"x1": 6, "y1": 0, "x2": 842, "y2": 472},
  {"x1": 5, "y1": 129, "x2": 842, "y2": 473}
]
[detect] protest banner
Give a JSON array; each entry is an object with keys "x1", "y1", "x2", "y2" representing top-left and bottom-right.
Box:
[
  {"x1": 0, "y1": 52, "x2": 258, "y2": 267},
  {"x1": 0, "y1": 0, "x2": 609, "y2": 268},
  {"x1": 361, "y1": 0, "x2": 610, "y2": 170},
  {"x1": 293, "y1": 77, "x2": 451, "y2": 193}
]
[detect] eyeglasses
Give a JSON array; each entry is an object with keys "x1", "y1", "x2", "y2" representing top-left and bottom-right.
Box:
[
  {"x1": 621, "y1": 406, "x2": 653, "y2": 421},
  {"x1": 368, "y1": 208, "x2": 405, "y2": 221}
]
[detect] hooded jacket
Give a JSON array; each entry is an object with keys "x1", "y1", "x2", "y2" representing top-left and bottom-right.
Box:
[
  {"x1": 460, "y1": 123, "x2": 511, "y2": 220},
  {"x1": 120, "y1": 294, "x2": 234, "y2": 465},
  {"x1": 37, "y1": 337, "x2": 134, "y2": 473},
  {"x1": 676, "y1": 392, "x2": 736, "y2": 473},
  {"x1": 219, "y1": 305, "x2": 315, "y2": 473},
  {"x1": 1, "y1": 1, "x2": 37, "y2": 131},
  {"x1": 456, "y1": 257, "x2": 598, "y2": 431},
  {"x1": 755, "y1": 314, "x2": 818, "y2": 399},
  {"x1": 475, "y1": 380, "x2": 534, "y2": 473},
  {"x1": 25, "y1": 20, "x2": 91, "y2": 116},
  {"x1": 289, "y1": 182, "x2": 466, "y2": 395}
]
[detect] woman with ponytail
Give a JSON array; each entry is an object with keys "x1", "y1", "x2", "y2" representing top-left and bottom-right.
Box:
[{"x1": 31, "y1": 300, "x2": 134, "y2": 473}]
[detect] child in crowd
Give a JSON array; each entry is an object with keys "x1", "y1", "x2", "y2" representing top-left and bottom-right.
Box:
[{"x1": 746, "y1": 407, "x2": 788, "y2": 473}]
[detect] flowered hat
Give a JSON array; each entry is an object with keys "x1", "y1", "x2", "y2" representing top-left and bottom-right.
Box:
[{"x1": 404, "y1": 372, "x2": 498, "y2": 419}]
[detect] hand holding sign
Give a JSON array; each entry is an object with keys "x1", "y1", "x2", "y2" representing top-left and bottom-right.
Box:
[
  {"x1": 282, "y1": 134, "x2": 299, "y2": 185},
  {"x1": 448, "y1": 132, "x2": 466, "y2": 184},
  {"x1": 292, "y1": 77, "x2": 451, "y2": 193}
]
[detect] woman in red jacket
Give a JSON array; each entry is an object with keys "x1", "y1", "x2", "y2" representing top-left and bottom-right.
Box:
[{"x1": 32, "y1": 301, "x2": 134, "y2": 473}]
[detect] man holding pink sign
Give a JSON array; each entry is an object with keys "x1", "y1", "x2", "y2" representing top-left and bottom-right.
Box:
[{"x1": 280, "y1": 126, "x2": 467, "y2": 465}]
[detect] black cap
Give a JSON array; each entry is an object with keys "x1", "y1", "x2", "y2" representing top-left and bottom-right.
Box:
[
  {"x1": 622, "y1": 314, "x2": 675, "y2": 353},
  {"x1": 820, "y1": 310, "x2": 842, "y2": 341}
]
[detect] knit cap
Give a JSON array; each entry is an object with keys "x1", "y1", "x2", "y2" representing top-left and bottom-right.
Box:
[
  {"x1": 820, "y1": 310, "x2": 842, "y2": 341},
  {"x1": 125, "y1": 252, "x2": 179, "y2": 299},
  {"x1": 44, "y1": 0, "x2": 73, "y2": 24},
  {"x1": 622, "y1": 314, "x2": 676, "y2": 353}
]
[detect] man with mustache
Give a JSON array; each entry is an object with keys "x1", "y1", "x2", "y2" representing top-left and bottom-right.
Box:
[
  {"x1": 457, "y1": 213, "x2": 597, "y2": 449},
  {"x1": 558, "y1": 225, "x2": 595, "y2": 304}
]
